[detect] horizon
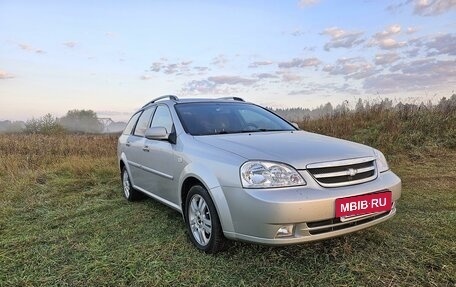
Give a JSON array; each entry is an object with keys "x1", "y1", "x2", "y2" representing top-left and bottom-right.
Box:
[{"x1": 1, "y1": 0, "x2": 455, "y2": 122}]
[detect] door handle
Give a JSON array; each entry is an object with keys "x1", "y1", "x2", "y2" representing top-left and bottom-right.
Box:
[
  {"x1": 126, "y1": 142, "x2": 131, "y2": 147},
  {"x1": 143, "y1": 146, "x2": 150, "y2": 152}
]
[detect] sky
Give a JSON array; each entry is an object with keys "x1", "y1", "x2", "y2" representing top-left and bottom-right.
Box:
[{"x1": 0, "y1": 0, "x2": 455, "y2": 121}]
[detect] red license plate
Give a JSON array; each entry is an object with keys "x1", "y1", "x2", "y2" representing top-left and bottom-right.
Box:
[{"x1": 335, "y1": 191, "x2": 392, "y2": 218}]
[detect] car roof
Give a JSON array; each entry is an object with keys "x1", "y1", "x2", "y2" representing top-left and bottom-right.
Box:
[{"x1": 139, "y1": 96, "x2": 251, "y2": 111}]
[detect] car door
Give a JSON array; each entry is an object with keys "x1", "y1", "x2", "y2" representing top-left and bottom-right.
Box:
[
  {"x1": 127, "y1": 107, "x2": 155, "y2": 190},
  {"x1": 140, "y1": 105, "x2": 178, "y2": 205}
]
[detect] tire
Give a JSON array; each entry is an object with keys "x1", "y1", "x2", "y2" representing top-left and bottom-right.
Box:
[
  {"x1": 121, "y1": 166, "x2": 142, "y2": 201},
  {"x1": 185, "y1": 185, "x2": 226, "y2": 254}
]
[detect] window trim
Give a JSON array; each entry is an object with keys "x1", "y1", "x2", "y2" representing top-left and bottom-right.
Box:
[
  {"x1": 123, "y1": 111, "x2": 142, "y2": 135},
  {"x1": 150, "y1": 104, "x2": 174, "y2": 133},
  {"x1": 132, "y1": 106, "x2": 156, "y2": 137},
  {"x1": 174, "y1": 102, "x2": 297, "y2": 136}
]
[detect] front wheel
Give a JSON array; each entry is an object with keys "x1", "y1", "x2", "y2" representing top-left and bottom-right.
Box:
[
  {"x1": 121, "y1": 166, "x2": 142, "y2": 201},
  {"x1": 185, "y1": 185, "x2": 226, "y2": 254}
]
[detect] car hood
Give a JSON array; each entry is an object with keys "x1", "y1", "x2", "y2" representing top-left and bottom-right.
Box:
[{"x1": 194, "y1": 131, "x2": 375, "y2": 169}]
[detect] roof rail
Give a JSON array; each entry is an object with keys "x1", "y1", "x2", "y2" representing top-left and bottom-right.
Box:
[
  {"x1": 141, "y1": 95, "x2": 179, "y2": 109},
  {"x1": 218, "y1": 97, "x2": 245, "y2": 102}
]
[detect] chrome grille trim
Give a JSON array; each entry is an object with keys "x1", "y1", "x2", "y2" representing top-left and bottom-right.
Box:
[
  {"x1": 306, "y1": 157, "x2": 377, "y2": 187},
  {"x1": 313, "y1": 165, "x2": 375, "y2": 179},
  {"x1": 306, "y1": 156, "x2": 375, "y2": 169},
  {"x1": 303, "y1": 203, "x2": 396, "y2": 236}
]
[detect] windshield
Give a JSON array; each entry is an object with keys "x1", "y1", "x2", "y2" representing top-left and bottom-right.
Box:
[{"x1": 175, "y1": 102, "x2": 296, "y2": 136}]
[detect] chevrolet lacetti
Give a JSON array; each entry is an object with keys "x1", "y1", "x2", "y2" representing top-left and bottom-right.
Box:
[{"x1": 118, "y1": 96, "x2": 401, "y2": 253}]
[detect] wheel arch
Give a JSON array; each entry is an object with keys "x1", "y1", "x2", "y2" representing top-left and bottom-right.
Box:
[
  {"x1": 179, "y1": 165, "x2": 235, "y2": 233},
  {"x1": 119, "y1": 152, "x2": 135, "y2": 186}
]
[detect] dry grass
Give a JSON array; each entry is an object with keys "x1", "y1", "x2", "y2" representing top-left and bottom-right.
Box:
[{"x1": 299, "y1": 105, "x2": 456, "y2": 155}]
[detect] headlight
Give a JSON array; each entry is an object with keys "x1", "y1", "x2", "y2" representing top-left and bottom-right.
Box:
[
  {"x1": 240, "y1": 161, "x2": 306, "y2": 188},
  {"x1": 373, "y1": 149, "x2": 389, "y2": 172}
]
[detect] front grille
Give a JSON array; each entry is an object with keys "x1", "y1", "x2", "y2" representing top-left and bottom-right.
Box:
[
  {"x1": 306, "y1": 157, "x2": 377, "y2": 187},
  {"x1": 306, "y1": 210, "x2": 390, "y2": 235}
]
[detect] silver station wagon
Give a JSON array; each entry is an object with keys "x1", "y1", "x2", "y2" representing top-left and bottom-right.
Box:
[{"x1": 118, "y1": 96, "x2": 401, "y2": 253}]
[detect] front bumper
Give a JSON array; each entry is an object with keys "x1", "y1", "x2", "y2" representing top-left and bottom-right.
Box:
[{"x1": 219, "y1": 170, "x2": 401, "y2": 245}]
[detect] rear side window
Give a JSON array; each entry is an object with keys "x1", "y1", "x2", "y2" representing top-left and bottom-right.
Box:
[
  {"x1": 133, "y1": 108, "x2": 155, "y2": 137},
  {"x1": 150, "y1": 105, "x2": 173, "y2": 133},
  {"x1": 122, "y1": 112, "x2": 141, "y2": 135}
]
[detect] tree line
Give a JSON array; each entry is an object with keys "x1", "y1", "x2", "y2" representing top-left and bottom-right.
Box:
[
  {"x1": 270, "y1": 94, "x2": 456, "y2": 122},
  {"x1": 0, "y1": 110, "x2": 105, "y2": 134}
]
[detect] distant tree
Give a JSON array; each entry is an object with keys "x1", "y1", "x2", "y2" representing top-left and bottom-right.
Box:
[
  {"x1": 24, "y1": 113, "x2": 65, "y2": 134},
  {"x1": 0, "y1": 120, "x2": 25, "y2": 133},
  {"x1": 59, "y1": 109, "x2": 103, "y2": 133},
  {"x1": 355, "y1": 98, "x2": 364, "y2": 112}
]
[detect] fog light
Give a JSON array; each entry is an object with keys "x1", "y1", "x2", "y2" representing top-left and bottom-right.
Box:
[{"x1": 276, "y1": 225, "x2": 294, "y2": 238}]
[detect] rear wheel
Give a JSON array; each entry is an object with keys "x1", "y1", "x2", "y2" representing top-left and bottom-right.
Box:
[
  {"x1": 121, "y1": 166, "x2": 142, "y2": 201},
  {"x1": 185, "y1": 185, "x2": 226, "y2": 254}
]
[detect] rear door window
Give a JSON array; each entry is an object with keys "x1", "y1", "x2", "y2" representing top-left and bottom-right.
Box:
[{"x1": 122, "y1": 112, "x2": 141, "y2": 135}]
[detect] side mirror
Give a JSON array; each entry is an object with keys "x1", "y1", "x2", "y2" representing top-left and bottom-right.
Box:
[
  {"x1": 291, "y1": 122, "x2": 300, "y2": 129},
  {"x1": 145, "y1": 127, "x2": 169, "y2": 140}
]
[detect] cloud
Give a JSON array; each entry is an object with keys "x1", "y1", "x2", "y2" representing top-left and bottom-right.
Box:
[
  {"x1": 182, "y1": 79, "x2": 240, "y2": 95},
  {"x1": 277, "y1": 71, "x2": 302, "y2": 82},
  {"x1": 63, "y1": 41, "x2": 77, "y2": 48},
  {"x1": 140, "y1": 75, "x2": 152, "y2": 80},
  {"x1": 298, "y1": 0, "x2": 319, "y2": 8},
  {"x1": 406, "y1": 27, "x2": 418, "y2": 34},
  {"x1": 0, "y1": 70, "x2": 15, "y2": 79},
  {"x1": 323, "y1": 57, "x2": 378, "y2": 79},
  {"x1": 254, "y1": 73, "x2": 279, "y2": 79},
  {"x1": 290, "y1": 29, "x2": 305, "y2": 37},
  {"x1": 193, "y1": 66, "x2": 210, "y2": 72},
  {"x1": 207, "y1": 75, "x2": 257, "y2": 86},
  {"x1": 333, "y1": 83, "x2": 361, "y2": 95},
  {"x1": 192, "y1": 66, "x2": 210, "y2": 75},
  {"x1": 248, "y1": 60, "x2": 273, "y2": 68},
  {"x1": 278, "y1": 57, "x2": 321, "y2": 68},
  {"x1": 374, "y1": 52, "x2": 401, "y2": 65},
  {"x1": 18, "y1": 43, "x2": 45, "y2": 54},
  {"x1": 404, "y1": 47, "x2": 421, "y2": 57},
  {"x1": 211, "y1": 55, "x2": 228, "y2": 68},
  {"x1": 303, "y1": 46, "x2": 316, "y2": 51},
  {"x1": 150, "y1": 59, "x2": 193, "y2": 75},
  {"x1": 298, "y1": 0, "x2": 320, "y2": 8},
  {"x1": 375, "y1": 24, "x2": 402, "y2": 38},
  {"x1": 288, "y1": 89, "x2": 316, "y2": 95},
  {"x1": 387, "y1": 0, "x2": 455, "y2": 16},
  {"x1": 181, "y1": 60, "x2": 192, "y2": 66},
  {"x1": 407, "y1": 33, "x2": 456, "y2": 57},
  {"x1": 386, "y1": 2, "x2": 407, "y2": 13},
  {"x1": 368, "y1": 24, "x2": 406, "y2": 50},
  {"x1": 320, "y1": 27, "x2": 364, "y2": 51},
  {"x1": 183, "y1": 80, "x2": 217, "y2": 94},
  {"x1": 18, "y1": 43, "x2": 33, "y2": 51},
  {"x1": 378, "y1": 38, "x2": 407, "y2": 49},
  {"x1": 288, "y1": 82, "x2": 360, "y2": 96},
  {"x1": 413, "y1": 0, "x2": 456, "y2": 16},
  {"x1": 425, "y1": 33, "x2": 456, "y2": 56},
  {"x1": 364, "y1": 59, "x2": 456, "y2": 93},
  {"x1": 182, "y1": 74, "x2": 259, "y2": 95}
]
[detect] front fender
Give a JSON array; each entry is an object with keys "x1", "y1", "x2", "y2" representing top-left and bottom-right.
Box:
[
  {"x1": 178, "y1": 163, "x2": 235, "y2": 233},
  {"x1": 119, "y1": 152, "x2": 136, "y2": 186}
]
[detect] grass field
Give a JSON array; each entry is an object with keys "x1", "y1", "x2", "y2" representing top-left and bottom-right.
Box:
[{"x1": 0, "y1": 130, "x2": 455, "y2": 286}]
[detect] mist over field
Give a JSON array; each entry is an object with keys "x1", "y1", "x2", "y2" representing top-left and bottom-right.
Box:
[{"x1": 1, "y1": 94, "x2": 455, "y2": 135}]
